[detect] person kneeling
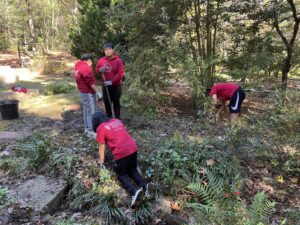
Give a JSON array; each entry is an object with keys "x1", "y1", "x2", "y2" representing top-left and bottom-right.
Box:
[{"x1": 92, "y1": 112, "x2": 154, "y2": 208}]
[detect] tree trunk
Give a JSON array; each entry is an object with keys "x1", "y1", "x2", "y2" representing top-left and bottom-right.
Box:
[
  {"x1": 194, "y1": 0, "x2": 204, "y2": 59},
  {"x1": 50, "y1": 0, "x2": 55, "y2": 49},
  {"x1": 212, "y1": 1, "x2": 220, "y2": 75},
  {"x1": 205, "y1": 0, "x2": 214, "y2": 87},
  {"x1": 273, "y1": 0, "x2": 300, "y2": 90},
  {"x1": 24, "y1": 0, "x2": 36, "y2": 51},
  {"x1": 281, "y1": 48, "x2": 292, "y2": 90}
]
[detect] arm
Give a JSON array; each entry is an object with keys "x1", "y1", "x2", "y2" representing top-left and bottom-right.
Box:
[
  {"x1": 98, "y1": 143, "x2": 105, "y2": 164},
  {"x1": 217, "y1": 101, "x2": 226, "y2": 115},
  {"x1": 111, "y1": 59, "x2": 124, "y2": 85},
  {"x1": 90, "y1": 84, "x2": 98, "y2": 93},
  {"x1": 211, "y1": 94, "x2": 218, "y2": 106},
  {"x1": 82, "y1": 69, "x2": 97, "y2": 89}
]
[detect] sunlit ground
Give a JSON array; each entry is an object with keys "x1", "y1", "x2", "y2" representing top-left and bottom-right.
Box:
[
  {"x1": 0, "y1": 51, "x2": 80, "y2": 120},
  {"x1": 19, "y1": 93, "x2": 80, "y2": 119}
]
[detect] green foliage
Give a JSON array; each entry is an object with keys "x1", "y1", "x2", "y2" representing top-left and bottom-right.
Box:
[
  {"x1": 56, "y1": 220, "x2": 82, "y2": 225},
  {"x1": 14, "y1": 134, "x2": 52, "y2": 171},
  {"x1": 70, "y1": 0, "x2": 125, "y2": 59},
  {"x1": 0, "y1": 186, "x2": 9, "y2": 205},
  {"x1": 0, "y1": 134, "x2": 78, "y2": 178},
  {"x1": 247, "y1": 192, "x2": 276, "y2": 225},
  {"x1": 131, "y1": 202, "x2": 155, "y2": 225},
  {"x1": 0, "y1": 186, "x2": 14, "y2": 208},
  {"x1": 68, "y1": 179, "x2": 154, "y2": 224},
  {"x1": 141, "y1": 132, "x2": 241, "y2": 193},
  {"x1": 122, "y1": 86, "x2": 168, "y2": 119},
  {"x1": 0, "y1": 0, "x2": 77, "y2": 51},
  {"x1": 187, "y1": 172, "x2": 275, "y2": 225},
  {"x1": 45, "y1": 81, "x2": 75, "y2": 95}
]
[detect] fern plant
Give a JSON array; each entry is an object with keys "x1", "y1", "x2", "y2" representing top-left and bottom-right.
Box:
[
  {"x1": 187, "y1": 170, "x2": 244, "y2": 224},
  {"x1": 246, "y1": 191, "x2": 275, "y2": 225},
  {"x1": 186, "y1": 170, "x2": 275, "y2": 225}
]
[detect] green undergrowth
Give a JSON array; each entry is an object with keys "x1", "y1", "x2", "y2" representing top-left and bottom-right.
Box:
[
  {"x1": 0, "y1": 133, "x2": 80, "y2": 178},
  {"x1": 67, "y1": 174, "x2": 155, "y2": 224}
]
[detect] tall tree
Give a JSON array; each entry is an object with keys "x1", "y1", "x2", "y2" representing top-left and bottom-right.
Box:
[
  {"x1": 24, "y1": 0, "x2": 37, "y2": 50},
  {"x1": 273, "y1": 0, "x2": 300, "y2": 90}
]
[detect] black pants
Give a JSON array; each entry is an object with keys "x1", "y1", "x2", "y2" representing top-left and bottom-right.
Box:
[
  {"x1": 229, "y1": 87, "x2": 246, "y2": 113},
  {"x1": 114, "y1": 152, "x2": 146, "y2": 196},
  {"x1": 102, "y1": 85, "x2": 121, "y2": 119}
]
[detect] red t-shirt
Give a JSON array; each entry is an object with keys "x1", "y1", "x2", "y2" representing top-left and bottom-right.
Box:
[
  {"x1": 96, "y1": 119, "x2": 138, "y2": 160},
  {"x1": 209, "y1": 83, "x2": 239, "y2": 102}
]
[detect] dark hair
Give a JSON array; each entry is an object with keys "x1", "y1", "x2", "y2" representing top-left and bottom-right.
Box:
[
  {"x1": 81, "y1": 53, "x2": 93, "y2": 61},
  {"x1": 103, "y1": 42, "x2": 114, "y2": 49},
  {"x1": 92, "y1": 112, "x2": 110, "y2": 132}
]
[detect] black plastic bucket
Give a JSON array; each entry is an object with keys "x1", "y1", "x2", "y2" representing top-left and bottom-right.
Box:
[{"x1": 0, "y1": 100, "x2": 19, "y2": 120}]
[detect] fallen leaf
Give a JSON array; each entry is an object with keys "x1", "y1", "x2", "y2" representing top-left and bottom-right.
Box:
[
  {"x1": 83, "y1": 178, "x2": 94, "y2": 190},
  {"x1": 206, "y1": 159, "x2": 215, "y2": 166},
  {"x1": 290, "y1": 177, "x2": 298, "y2": 184},
  {"x1": 277, "y1": 175, "x2": 284, "y2": 183},
  {"x1": 198, "y1": 167, "x2": 207, "y2": 175},
  {"x1": 170, "y1": 201, "x2": 181, "y2": 211},
  {"x1": 155, "y1": 219, "x2": 162, "y2": 224}
]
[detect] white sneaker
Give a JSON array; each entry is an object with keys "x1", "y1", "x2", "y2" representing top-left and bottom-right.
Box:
[
  {"x1": 86, "y1": 130, "x2": 96, "y2": 139},
  {"x1": 131, "y1": 188, "x2": 143, "y2": 208}
]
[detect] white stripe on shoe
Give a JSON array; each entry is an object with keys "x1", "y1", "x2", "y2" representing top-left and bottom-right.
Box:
[
  {"x1": 131, "y1": 188, "x2": 143, "y2": 208},
  {"x1": 231, "y1": 91, "x2": 240, "y2": 111}
]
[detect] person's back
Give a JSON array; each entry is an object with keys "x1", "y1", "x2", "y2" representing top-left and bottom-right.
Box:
[
  {"x1": 210, "y1": 83, "x2": 239, "y2": 102},
  {"x1": 92, "y1": 112, "x2": 154, "y2": 208},
  {"x1": 96, "y1": 118, "x2": 138, "y2": 161},
  {"x1": 209, "y1": 82, "x2": 245, "y2": 122},
  {"x1": 75, "y1": 60, "x2": 96, "y2": 94},
  {"x1": 75, "y1": 54, "x2": 101, "y2": 138}
]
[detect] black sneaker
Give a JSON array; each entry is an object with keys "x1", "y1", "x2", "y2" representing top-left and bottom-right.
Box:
[
  {"x1": 130, "y1": 188, "x2": 143, "y2": 208},
  {"x1": 144, "y1": 182, "x2": 155, "y2": 198}
]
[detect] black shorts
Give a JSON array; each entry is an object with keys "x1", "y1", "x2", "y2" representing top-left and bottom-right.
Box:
[{"x1": 229, "y1": 87, "x2": 245, "y2": 113}]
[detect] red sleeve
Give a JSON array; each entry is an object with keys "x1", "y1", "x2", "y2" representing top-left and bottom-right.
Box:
[
  {"x1": 82, "y1": 68, "x2": 96, "y2": 87},
  {"x1": 111, "y1": 59, "x2": 124, "y2": 85},
  {"x1": 96, "y1": 126, "x2": 106, "y2": 144},
  {"x1": 209, "y1": 85, "x2": 217, "y2": 96}
]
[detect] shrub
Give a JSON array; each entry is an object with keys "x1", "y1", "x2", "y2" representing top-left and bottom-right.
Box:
[{"x1": 45, "y1": 81, "x2": 75, "y2": 95}]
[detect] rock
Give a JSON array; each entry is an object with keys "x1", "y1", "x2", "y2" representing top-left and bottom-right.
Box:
[
  {"x1": 13, "y1": 175, "x2": 68, "y2": 214},
  {"x1": 152, "y1": 197, "x2": 172, "y2": 216},
  {"x1": 162, "y1": 214, "x2": 187, "y2": 225},
  {"x1": 0, "y1": 132, "x2": 22, "y2": 144},
  {"x1": 0, "y1": 215, "x2": 11, "y2": 225}
]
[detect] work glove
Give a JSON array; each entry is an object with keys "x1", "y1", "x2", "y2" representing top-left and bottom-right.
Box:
[
  {"x1": 104, "y1": 81, "x2": 112, "y2": 86},
  {"x1": 99, "y1": 67, "x2": 106, "y2": 73},
  {"x1": 97, "y1": 91, "x2": 103, "y2": 100}
]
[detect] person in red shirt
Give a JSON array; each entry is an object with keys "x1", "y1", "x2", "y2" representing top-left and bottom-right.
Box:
[
  {"x1": 95, "y1": 43, "x2": 124, "y2": 119},
  {"x1": 75, "y1": 54, "x2": 102, "y2": 138},
  {"x1": 92, "y1": 112, "x2": 154, "y2": 208},
  {"x1": 209, "y1": 83, "x2": 246, "y2": 122}
]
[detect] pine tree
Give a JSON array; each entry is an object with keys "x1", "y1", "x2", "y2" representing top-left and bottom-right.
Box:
[{"x1": 70, "y1": 0, "x2": 115, "y2": 58}]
